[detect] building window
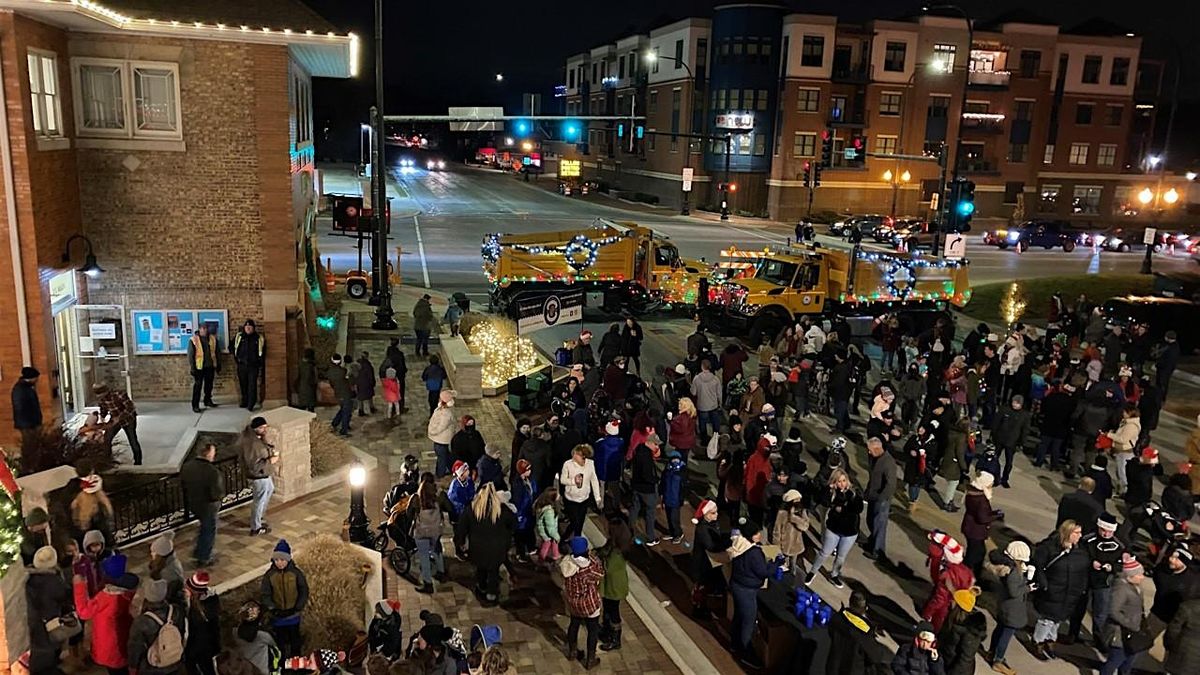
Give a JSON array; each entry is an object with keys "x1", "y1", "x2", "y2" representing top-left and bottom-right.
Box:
[
  {"x1": 933, "y1": 43, "x2": 956, "y2": 73},
  {"x1": 1014, "y1": 100, "x2": 1034, "y2": 121},
  {"x1": 756, "y1": 89, "x2": 768, "y2": 111},
  {"x1": 1018, "y1": 50, "x2": 1041, "y2": 78},
  {"x1": 27, "y1": 50, "x2": 62, "y2": 137},
  {"x1": 696, "y1": 39, "x2": 707, "y2": 73},
  {"x1": 674, "y1": 39, "x2": 684, "y2": 67},
  {"x1": 1097, "y1": 143, "x2": 1117, "y2": 167},
  {"x1": 733, "y1": 39, "x2": 744, "y2": 57},
  {"x1": 884, "y1": 41, "x2": 907, "y2": 72},
  {"x1": 1068, "y1": 142, "x2": 1089, "y2": 165},
  {"x1": 1008, "y1": 143, "x2": 1027, "y2": 163},
  {"x1": 735, "y1": 133, "x2": 752, "y2": 155},
  {"x1": 875, "y1": 135, "x2": 897, "y2": 156},
  {"x1": 1082, "y1": 56, "x2": 1102, "y2": 84},
  {"x1": 670, "y1": 89, "x2": 681, "y2": 146},
  {"x1": 964, "y1": 101, "x2": 989, "y2": 114},
  {"x1": 651, "y1": 48, "x2": 660, "y2": 73},
  {"x1": 797, "y1": 88, "x2": 819, "y2": 113},
  {"x1": 753, "y1": 133, "x2": 766, "y2": 156},
  {"x1": 293, "y1": 76, "x2": 311, "y2": 144},
  {"x1": 648, "y1": 133, "x2": 655, "y2": 151},
  {"x1": 1039, "y1": 184, "x2": 1060, "y2": 212},
  {"x1": 648, "y1": 90, "x2": 658, "y2": 114},
  {"x1": 1043, "y1": 144, "x2": 1055, "y2": 164},
  {"x1": 618, "y1": 55, "x2": 626, "y2": 79},
  {"x1": 1004, "y1": 181, "x2": 1024, "y2": 204},
  {"x1": 569, "y1": 70, "x2": 576, "y2": 89},
  {"x1": 74, "y1": 58, "x2": 181, "y2": 139},
  {"x1": 879, "y1": 92, "x2": 902, "y2": 116},
  {"x1": 761, "y1": 42, "x2": 772, "y2": 62},
  {"x1": 747, "y1": 39, "x2": 760, "y2": 59},
  {"x1": 792, "y1": 132, "x2": 816, "y2": 157},
  {"x1": 1107, "y1": 104, "x2": 1123, "y2": 126},
  {"x1": 1110, "y1": 57, "x2": 1130, "y2": 86},
  {"x1": 741, "y1": 89, "x2": 753, "y2": 109},
  {"x1": 927, "y1": 95, "x2": 949, "y2": 118},
  {"x1": 1075, "y1": 103, "x2": 1093, "y2": 125},
  {"x1": 830, "y1": 95, "x2": 846, "y2": 121},
  {"x1": 801, "y1": 35, "x2": 824, "y2": 67},
  {"x1": 593, "y1": 63, "x2": 598, "y2": 84},
  {"x1": 1072, "y1": 186, "x2": 1102, "y2": 214},
  {"x1": 630, "y1": 51, "x2": 638, "y2": 77}
]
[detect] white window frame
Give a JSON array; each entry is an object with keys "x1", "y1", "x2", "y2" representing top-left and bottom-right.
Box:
[
  {"x1": 796, "y1": 88, "x2": 820, "y2": 113},
  {"x1": 1097, "y1": 143, "x2": 1118, "y2": 167},
  {"x1": 792, "y1": 132, "x2": 816, "y2": 158},
  {"x1": 27, "y1": 49, "x2": 63, "y2": 138},
  {"x1": 71, "y1": 57, "x2": 182, "y2": 141},
  {"x1": 879, "y1": 91, "x2": 902, "y2": 116},
  {"x1": 1043, "y1": 143, "x2": 1055, "y2": 165},
  {"x1": 933, "y1": 44, "x2": 956, "y2": 73},
  {"x1": 874, "y1": 134, "x2": 898, "y2": 157},
  {"x1": 1068, "y1": 142, "x2": 1089, "y2": 166}
]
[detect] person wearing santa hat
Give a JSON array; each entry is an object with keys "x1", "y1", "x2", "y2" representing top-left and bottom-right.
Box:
[
  {"x1": 571, "y1": 330, "x2": 596, "y2": 370},
  {"x1": 593, "y1": 421, "x2": 625, "y2": 493},
  {"x1": 446, "y1": 461, "x2": 476, "y2": 523},
  {"x1": 1123, "y1": 446, "x2": 1158, "y2": 511},
  {"x1": 921, "y1": 530, "x2": 975, "y2": 631},
  {"x1": 184, "y1": 570, "x2": 221, "y2": 675},
  {"x1": 1100, "y1": 555, "x2": 1147, "y2": 675}
]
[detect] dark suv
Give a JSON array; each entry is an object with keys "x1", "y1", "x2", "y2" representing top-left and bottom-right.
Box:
[{"x1": 982, "y1": 220, "x2": 1079, "y2": 252}]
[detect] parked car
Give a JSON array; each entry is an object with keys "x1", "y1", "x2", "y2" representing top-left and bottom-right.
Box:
[
  {"x1": 1101, "y1": 295, "x2": 1200, "y2": 352},
  {"x1": 1153, "y1": 272, "x2": 1200, "y2": 303},
  {"x1": 890, "y1": 219, "x2": 935, "y2": 251},
  {"x1": 1086, "y1": 227, "x2": 1139, "y2": 252},
  {"x1": 831, "y1": 214, "x2": 892, "y2": 239},
  {"x1": 982, "y1": 220, "x2": 1080, "y2": 252},
  {"x1": 1153, "y1": 231, "x2": 1199, "y2": 254}
]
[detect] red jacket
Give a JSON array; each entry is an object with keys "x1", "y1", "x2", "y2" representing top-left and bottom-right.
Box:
[
  {"x1": 669, "y1": 412, "x2": 697, "y2": 451},
  {"x1": 743, "y1": 438, "x2": 774, "y2": 508},
  {"x1": 74, "y1": 581, "x2": 134, "y2": 668}
]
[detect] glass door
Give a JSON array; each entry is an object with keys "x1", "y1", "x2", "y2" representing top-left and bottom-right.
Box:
[{"x1": 65, "y1": 305, "x2": 131, "y2": 409}]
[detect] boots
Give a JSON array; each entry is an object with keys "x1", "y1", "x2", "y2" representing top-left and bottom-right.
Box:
[
  {"x1": 600, "y1": 625, "x2": 622, "y2": 651},
  {"x1": 597, "y1": 623, "x2": 613, "y2": 648},
  {"x1": 580, "y1": 653, "x2": 601, "y2": 670}
]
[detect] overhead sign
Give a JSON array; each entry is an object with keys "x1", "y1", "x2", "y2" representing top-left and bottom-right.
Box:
[
  {"x1": 682, "y1": 167, "x2": 694, "y2": 192},
  {"x1": 517, "y1": 290, "x2": 583, "y2": 334},
  {"x1": 560, "y1": 159, "x2": 582, "y2": 177},
  {"x1": 714, "y1": 112, "x2": 755, "y2": 130},
  {"x1": 448, "y1": 106, "x2": 504, "y2": 131},
  {"x1": 1143, "y1": 227, "x2": 1157, "y2": 246},
  {"x1": 943, "y1": 233, "x2": 967, "y2": 260}
]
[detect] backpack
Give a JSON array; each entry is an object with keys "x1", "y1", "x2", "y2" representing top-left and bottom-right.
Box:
[
  {"x1": 413, "y1": 506, "x2": 442, "y2": 539},
  {"x1": 145, "y1": 606, "x2": 185, "y2": 668}
]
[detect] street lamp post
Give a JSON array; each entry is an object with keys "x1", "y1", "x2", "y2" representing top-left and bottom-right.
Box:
[
  {"x1": 644, "y1": 52, "x2": 696, "y2": 215},
  {"x1": 347, "y1": 462, "x2": 371, "y2": 546},
  {"x1": 882, "y1": 169, "x2": 911, "y2": 221},
  {"x1": 369, "y1": 0, "x2": 396, "y2": 329},
  {"x1": 1138, "y1": 186, "x2": 1180, "y2": 274},
  {"x1": 924, "y1": 4, "x2": 973, "y2": 258}
]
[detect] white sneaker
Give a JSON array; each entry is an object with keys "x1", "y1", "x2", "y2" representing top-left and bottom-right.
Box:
[{"x1": 645, "y1": 538, "x2": 661, "y2": 547}]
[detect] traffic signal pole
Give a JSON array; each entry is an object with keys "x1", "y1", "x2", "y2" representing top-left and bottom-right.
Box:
[
  {"x1": 369, "y1": 0, "x2": 396, "y2": 330},
  {"x1": 722, "y1": 134, "x2": 732, "y2": 221}
]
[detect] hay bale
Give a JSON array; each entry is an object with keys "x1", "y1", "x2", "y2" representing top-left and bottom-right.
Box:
[
  {"x1": 293, "y1": 533, "x2": 370, "y2": 652},
  {"x1": 309, "y1": 419, "x2": 353, "y2": 477}
]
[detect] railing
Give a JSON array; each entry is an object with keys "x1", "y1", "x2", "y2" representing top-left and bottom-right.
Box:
[
  {"x1": 968, "y1": 70, "x2": 1011, "y2": 87},
  {"x1": 108, "y1": 456, "x2": 254, "y2": 547},
  {"x1": 832, "y1": 65, "x2": 870, "y2": 82}
]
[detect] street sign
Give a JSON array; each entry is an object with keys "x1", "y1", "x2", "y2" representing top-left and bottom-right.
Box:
[
  {"x1": 714, "y1": 113, "x2": 755, "y2": 130},
  {"x1": 682, "y1": 167, "x2": 694, "y2": 192},
  {"x1": 448, "y1": 106, "x2": 504, "y2": 131},
  {"x1": 1143, "y1": 227, "x2": 1157, "y2": 246},
  {"x1": 843, "y1": 148, "x2": 857, "y2": 160},
  {"x1": 516, "y1": 290, "x2": 583, "y2": 334},
  {"x1": 560, "y1": 159, "x2": 581, "y2": 177},
  {"x1": 943, "y1": 232, "x2": 967, "y2": 260}
]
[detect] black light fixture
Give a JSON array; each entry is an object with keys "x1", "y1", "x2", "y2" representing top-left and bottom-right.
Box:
[{"x1": 62, "y1": 234, "x2": 104, "y2": 277}]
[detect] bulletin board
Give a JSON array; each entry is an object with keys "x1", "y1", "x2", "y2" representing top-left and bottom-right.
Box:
[{"x1": 132, "y1": 309, "x2": 228, "y2": 355}]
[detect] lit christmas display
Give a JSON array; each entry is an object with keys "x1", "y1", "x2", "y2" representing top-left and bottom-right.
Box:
[
  {"x1": 1001, "y1": 282, "x2": 1027, "y2": 326},
  {"x1": 0, "y1": 451, "x2": 22, "y2": 579},
  {"x1": 481, "y1": 224, "x2": 627, "y2": 285},
  {"x1": 838, "y1": 250, "x2": 969, "y2": 305},
  {"x1": 465, "y1": 319, "x2": 542, "y2": 389}
]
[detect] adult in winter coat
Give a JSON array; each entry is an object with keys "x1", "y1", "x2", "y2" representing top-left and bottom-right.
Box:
[
  {"x1": 598, "y1": 323, "x2": 622, "y2": 367},
  {"x1": 620, "y1": 318, "x2": 644, "y2": 374},
  {"x1": 890, "y1": 621, "x2": 946, "y2": 675},
  {"x1": 592, "y1": 422, "x2": 624, "y2": 488},
  {"x1": 510, "y1": 419, "x2": 532, "y2": 480},
  {"x1": 183, "y1": 572, "x2": 221, "y2": 675},
  {"x1": 598, "y1": 516, "x2": 633, "y2": 652},
  {"x1": 355, "y1": 352, "x2": 377, "y2": 415},
  {"x1": 804, "y1": 469, "x2": 863, "y2": 589},
  {"x1": 936, "y1": 591, "x2": 987, "y2": 675},
  {"x1": 990, "y1": 395, "x2": 1031, "y2": 487},
  {"x1": 1101, "y1": 556, "x2": 1148, "y2": 675},
  {"x1": 1164, "y1": 596, "x2": 1199, "y2": 675},
  {"x1": 520, "y1": 425, "x2": 554, "y2": 492},
  {"x1": 74, "y1": 553, "x2": 138, "y2": 672},
  {"x1": 1056, "y1": 477, "x2": 1103, "y2": 534},
  {"x1": 984, "y1": 541, "x2": 1033, "y2": 674},
  {"x1": 1105, "y1": 403, "x2": 1142, "y2": 494},
  {"x1": 668, "y1": 398, "x2": 698, "y2": 463},
  {"x1": 827, "y1": 591, "x2": 892, "y2": 675},
  {"x1": 660, "y1": 451, "x2": 686, "y2": 542},
  {"x1": 1034, "y1": 386, "x2": 1077, "y2": 469},
  {"x1": 1123, "y1": 447, "x2": 1160, "y2": 510},
  {"x1": 426, "y1": 392, "x2": 457, "y2": 477},
  {"x1": 863, "y1": 437, "x2": 898, "y2": 560},
  {"x1": 1070, "y1": 386, "x2": 1118, "y2": 478},
  {"x1": 294, "y1": 348, "x2": 317, "y2": 411},
  {"x1": 743, "y1": 434, "x2": 777, "y2": 525},
  {"x1": 127, "y1": 579, "x2": 186, "y2": 675},
  {"x1": 451, "y1": 416, "x2": 487, "y2": 469},
  {"x1": 629, "y1": 434, "x2": 662, "y2": 544},
  {"x1": 689, "y1": 499, "x2": 729, "y2": 611},
  {"x1": 728, "y1": 527, "x2": 772, "y2": 669},
  {"x1": 939, "y1": 418, "x2": 970, "y2": 512},
  {"x1": 922, "y1": 532, "x2": 976, "y2": 631},
  {"x1": 560, "y1": 536, "x2": 606, "y2": 669},
  {"x1": 1030, "y1": 521, "x2": 1089, "y2": 660},
  {"x1": 412, "y1": 294, "x2": 435, "y2": 356},
  {"x1": 454, "y1": 483, "x2": 516, "y2": 606},
  {"x1": 771, "y1": 489, "x2": 810, "y2": 572},
  {"x1": 960, "y1": 472, "x2": 996, "y2": 576},
  {"x1": 26, "y1": 547, "x2": 72, "y2": 674},
  {"x1": 476, "y1": 443, "x2": 507, "y2": 491},
  {"x1": 510, "y1": 460, "x2": 538, "y2": 559}
]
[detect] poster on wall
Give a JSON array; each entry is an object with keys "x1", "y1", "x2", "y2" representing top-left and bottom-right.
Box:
[{"x1": 132, "y1": 309, "x2": 228, "y2": 355}]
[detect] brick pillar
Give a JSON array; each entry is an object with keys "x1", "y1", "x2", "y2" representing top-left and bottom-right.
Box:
[{"x1": 259, "y1": 405, "x2": 314, "y2": 500}]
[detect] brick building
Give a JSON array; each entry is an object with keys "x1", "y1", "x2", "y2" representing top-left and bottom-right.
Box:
[
  {"x1": 557, "y1": 6, "x2": 1187, "y2": 224},
  {"x1": 0, "y1": 0, "x2": 355, "y2": 445}
]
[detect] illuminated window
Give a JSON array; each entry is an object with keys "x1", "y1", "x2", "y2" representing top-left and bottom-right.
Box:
[
  {"x1": 875, "y1": 135, "x2": 898, "y2": 156},
  {"x1": 1039, "y1": 184, "x2": 1060, "y2": 212},
  {"x1": 27, "y1": 50, "x2": 62, "y2": 137},
  {"x1": 1043, "y1": 144, "x2": 1055, "y2": 164},
  {"x1": 1097, "y1": 144, "x2": 1117, "y2": 167},
  {"x1": 792, "y1": 132, "x2": 816, "y2": 157},
  {"x1": 801, "y1": 35, "x2": 824, "y2": 67},
  {"x1": 73, "y1": 57, "x2": 181, "y2": 139},
  {"x1": 933, "y1": 44, "x2": 956, "y2": 72},
  {"x1": 1069, "y1": 143, "x2": 1089, "y2": 165},
  {"x1": 1072, "y1": 186, "x2": 1101, "y2": 215},
  {"x1": 884, "y1": 42, "x2": 906, "y2": 72},
  {"x1": 879, "y1": 92, "x2": 902, "y2": 116},
  {"x1": 797, "y1": 88, "x2": 820, "y2": 113}
]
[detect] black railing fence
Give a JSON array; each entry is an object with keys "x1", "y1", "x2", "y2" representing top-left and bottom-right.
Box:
[{"x1": 108, "y1": 456, "x2": 253, "y2": 546}]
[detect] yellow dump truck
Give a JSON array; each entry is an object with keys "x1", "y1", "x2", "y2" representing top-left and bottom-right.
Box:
[
  {"x1": 482, "y1": 218, "x2": 709, "y2": 315},
  {"x1": 705, "y1": 243, "x2": 971, "y2": 344}
]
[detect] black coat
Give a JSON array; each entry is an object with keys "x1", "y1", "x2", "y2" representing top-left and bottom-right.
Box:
[
  {"x1": 180, "y1": 456, "x2": 226, "y2": 514},
  {"x1": 938, "y1": 611, "x2": 988, "y2": 675},
  {"x1": 820, "y1": 487, "x2": 863, "y2": 538},
  {"x1": 185, "y1": 594, "x2": 222, "y2": 661},
  {"x1": 827, "y1": 610, "x2": 891, "y2": 675},
  {"x1": 1056, "y1": 490, "x2": 1102, "y2": 534},
  {"x1": 630, "y1": 443, "x2": 659, "y2": 494},
  {"x1": 1031, "y1": 535, "x2": 1090, "y2": 620},
  {"x1": 1156, "y1": 341, "x2": 1181, "y2": 377},
  {"x1": 11, "y1": 380, "x2": 41, "y2": 430},
  {"x1": 690, "y1": 519, "x2": 729, "y2": 583},
  {"x1": 890, "y1": 643, "x2": 945, "y2": 675},
  {"x1": 26, "y1": 569, "x2": 71, "y2": 672},
  {"x1": 1123, "y1": 459, "x2": 1157, "y2": 509},
  {"x1": 829, "y1": 361, "x2": 854, "y2": 400},
  {"x1": 619, "y1": 323, "x2": 643, "y2": 357},
  {"x1": 1164, "y1": 597, "x2": 1200, "y2": 675},
  {"x1": 451, "y1": 428, "x2": 486, "y2": 467},
  {"x1": 598, "y1": 330, "x2": 622, "y2": 364},
  {"x1": 454, "y1": 505, "x2": 516, "y2": 569}
]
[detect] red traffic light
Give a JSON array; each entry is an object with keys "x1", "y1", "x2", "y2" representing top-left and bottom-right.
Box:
[
  {"x1": 852, "y1": 136, "x2": 864, "y2": 149},
  {"x1": 728, "y1": 183, "x2": 738, "y2": 192},
  {"x1": 803, "y1": 161, "x2": 811, "y2": 170},
  {"x1": 821, "y1": 129, "x2": 832, "y2": 141}
]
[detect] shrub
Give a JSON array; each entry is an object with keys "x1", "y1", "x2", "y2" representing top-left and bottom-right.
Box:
[
  {"x1": 309, "y1": 420, "x2": 353, "y2": 478},
  {"x1": 20, "y1": 426, "x2": 117, "y2": 475},
  {"x1": 293, "y1": 533, "x2": 371, "y2": 651}
]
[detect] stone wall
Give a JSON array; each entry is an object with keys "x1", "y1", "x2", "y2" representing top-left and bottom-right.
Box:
[{"x1": 260, "y1": 406, "x2": 315, "y2": 500}]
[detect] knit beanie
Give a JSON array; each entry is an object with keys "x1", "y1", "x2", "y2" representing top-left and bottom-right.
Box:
[
  {"x1": 1121, "y1": 554, "x2": 1144, "y2": 579},
  {"x1": 32, "y1": 546, "x2": 57, "y2": 570},
  {"x1": 484, "y1": 443, "x2": 501, "y2": 460},
  {"x1": 1005, "y1": 540, "x2": 1031, "y2": 563},
  {"x1": 143, "y1": 578, "x2": 169, "y2": 604},
  {"x1": 569, "y1": 536, "x2": 589, "y2": 557},
  {"x1": 100, "y1": 553, "x2": 127, "y2": 580},
  {"x1": 953, "y1": 588, "x2": 977, "y2": 612},
  {"x1": 150, "y1": 531, "x2": 175, "y2": 557},
  {"x1": 271, "y1": 539, "x2": 292, "y2": 562},
  {"x1": 187, "y1": 570, "x2": 211, "y2": 593},
  {"x1": 1097, "y1": 513, "x2": 1119, "y2": 532}
]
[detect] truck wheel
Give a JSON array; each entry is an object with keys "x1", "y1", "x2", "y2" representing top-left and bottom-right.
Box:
[
  {"x1": 748, "y1": 316, "x2": 782, "y2": 348},
  {"x1": 1062, "y1": 240, "x2": 1076, "y2": 253},
  {"x1": 346, "y1": 279, "x2": 368, "y2": 300}
]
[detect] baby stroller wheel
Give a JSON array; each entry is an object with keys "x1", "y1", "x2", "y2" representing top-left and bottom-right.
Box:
[
  {"x1": 389, "y1": 547, "x2": 412, "y2": 577},
  {"x1": 371, "y1": 531, "x2": 390, "y2": 553}
]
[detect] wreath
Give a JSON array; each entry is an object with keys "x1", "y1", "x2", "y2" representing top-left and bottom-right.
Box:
[{"x1": 563, "y1": 234, "x2": 600, "y2": 272}]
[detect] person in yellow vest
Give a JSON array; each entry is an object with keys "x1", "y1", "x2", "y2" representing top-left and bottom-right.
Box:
[
  {"x1": 187, "y1": 325, "x2": 220, "y2": 413},
  {"x1": 233, "y1": 319, "x2": 266, "y2": 411}
]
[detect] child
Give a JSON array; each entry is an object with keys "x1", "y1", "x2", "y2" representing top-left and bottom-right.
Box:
[
  {"x1": 533, "y1": 487, "x2": 562, "y2": 563},
  {"x1": 764, "y1": 468, "x2": 790, "y2": 543},
  {"x1": 661, "y1": 451, "x2": 685, "y2": 544},
  {"x1": 382, "y1": 368, "x2": 401, "y2": 419},
  {"x1": 771, "y1": 489, "x2": 810, "y2": 572},
  {"x1": 367, "y1": 600, "x2": 403, "y2": 662}
]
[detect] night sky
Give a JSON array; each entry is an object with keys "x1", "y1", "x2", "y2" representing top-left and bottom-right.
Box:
[{"x1": 307, "y1": 0, "x2": 1200, "y2": 159}]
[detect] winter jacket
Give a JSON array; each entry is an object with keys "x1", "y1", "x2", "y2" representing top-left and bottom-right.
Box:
[
  {"x1": 180, "y1": 455, "x2": 226, "y2": 514},
  {"x1": 368, "y1": 610, "x2": 404, "y2": 661},
  {"x1": 519, "y1": 437, "x2": 552, "y2": 490},
  {"x1": 1039, "y1": 391, "x2": 1077, "y2": 439},
  {"x1": 1085, "y1": 465, "x2": 1114, "y2": 506},
  {"x1": 234, "y1": 624, "x2": 279, "y2": 675},
  {"x1": 421, "y1": 363, "x2": 446, "y2": 392},
  {"x1": 560, "y1": 553, "x2": 605, "y2": 618},
  {"x1": 324, "y1": 363, "x2": 352, "y2": 401},
  {"x1": 691, "y1": 519, "x2": 729, "y2": 582},
  {"x1": 446, "y1": 477, "x2": 475, "y2": 517},
  {"x1": 1164, "y1": 597, "x2": 1200, "y2": 675},
  {"x1": 1081, "y1": 531, "x2": 1126, "y2": 589},
  {"x1": 728, "y1": 535, "x2": 772, "y2": 590},
  {"x1": 355, "y1": 358, "x2": 376, "y2": 400},
  {"x1": 828, "y1": 609, "x2": 891, "y2": 675},
  {"x1": 476, "y1": 454, "x2": 506, "y2": 491},
  {"x1": 939, "y1": 428, "x2": 969, "y2": 482},
  {"x1": 1056, "y1": 489, "x2": 1102, "y2": 534},
  {"x1": 561, "y1": 457, "x2": 602, "y2": 506},
  {"x1": 11, "y1": 380, "x2": 42, "y2": 429},
  {"x1": 535, "y1": 505, "x2": 560, "y2": 544},
  {"x1": 991, "y1": 406, "x2": 1031, "y2": 450},
  {"x1": 772, "y1": 506, "x2": 810, "y2": 557},
  {"x1": 1106, "y1": 417, "x2": 1142, "y2": 455},
  {"x1": 1185, "y1": 428, "x2": 1200, "y2": 497},
  {"x1": 382, "y1": 377, "x2": 401, "y2": 404},
  {"x1": 598, "y1": 546, "x2": 629, "y2": 601},
  {"x1": 261, "y1": 561, "x2": 309, "y2": 627},
  {"x1": 510, "y1": 476, "x2": 537, "y2": 531},
  {"x1": 937, "y1": 611, "x2": 988, "y2": 675},
  {"x1": 864, "y1": 452, "x2": 898, "y2": 505},
  {"x1": 890, "y1": 643, "x2": 945, "y2": 675},
  {"x1": 960, "y1": 489, "x2": 995, "y2": 541},
  {"x1": 820, "y1": 487, "x2": 864, "y2": 538},
  {"x1": 592, "y1": 434, "x2": 624, "y2": 483},
  {"x1": 598, "y1": 330, "x2": 622, "y2": 365},
  {"x1": 741, "y1": 385, "x2": 766, "y2": 417},
  {"x1": 1163, "y1": 484, "x2": 1196, "y2": 523},
  {"x1": 984, "y1": 551, "x2": 1030, "y2": 628},
  {"x1": 412, "y1": 297, "x2": 435, "y2": 332},
  {"x1": 669, "y1": 411, "x2": 697, "y2": 450},
  {"x1": 128, "y1": 602, "x2": 187, "y2": 675},
  {"x1": 691, "y1": 370, "x2": 723, "y2": 412},
  {"x1": 620, "y1": 324, "x2": 643, "y2": 358},
  {"x1": 743, "y1": 438, "x2": 774, "y2": 508},
  {"x1": 26, "y1": 569, "x2": 72, "y2": 672},
  {"x1": 1124, "y1": 459, "x2": 1156, "y2": 507},
  {"x1": 661, "y1": 455, "x2": 685, "y2": 508},
  {"x1": 1104, "y1": 578, "x2": 1144, "y2": 647},
  {"x1": 1072, "y1": 389, "x2": 1116, "y2": 439},
  {"x1": 185, "y1": 593, "x2": 222, "y2": 664},
  {"x1": 74, "y1": 580, "x2": 135, "y2": 668},
  {"x1": 426, "y1": 407, "x2": 456, "y2": 445},
  {"x1": 1150, "y1": 565, "x2": 1200, "y2": 623},
  {"x1": 1031, "y1": 535, "x2": 1090, "y2": 620},
  {"x1": 454, "y1": 505, "x2": 516, "y2": 569},
  {"x1": 451, "y1": 427, "x2": 486, "y2": 466},
  {"x1": 238, "y1": 428, "x2": 273, "y2": 480}
]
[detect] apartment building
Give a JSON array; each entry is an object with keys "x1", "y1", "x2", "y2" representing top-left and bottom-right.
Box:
[
  {"x1": 0, "y1": 0, "x2": 355, "y2": 445},
  {"x1": 558, "y1": 6, "x2": 1173, "y2": 224}
]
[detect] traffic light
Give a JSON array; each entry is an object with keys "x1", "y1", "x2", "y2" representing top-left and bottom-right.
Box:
[
  {"x1": 617, "y1": 123, "x2": 625, "y2": 138},
  {"x1": 948, "y1": 179, "x2": 976, "y2": 232},
  {"x1": 820, "y1": 129, "x2": 833, "y2": 168},
  {"x1": 812, "y1": 163, "x2": 822, "y2": 187},
  {"x1": 847, "y1": 135, "x2": 866, "y2": 164},
  {"x1": 802, "y1": 161, "x2": 811, "y2": 187},
  {"x1": 563, "y1": 121, "x2": 581, "y2": 141},
  {"x1": 514, "y1": 119, "x2": 530, "y2": 136}
]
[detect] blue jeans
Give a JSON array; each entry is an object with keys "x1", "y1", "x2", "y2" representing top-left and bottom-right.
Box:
[
  {"x1": 1035, "y1": 436, "x2": 1065, "y2": 467},
  {"x1": 989, "y1": 625, "x2": 1016, "y2": 661},
  {"x1": 630, "y1": 491, "x2": 658, "y2": 541},
  {"x1": 332, "y1": 398, "x2": 353, "y2": 434},
  {"x1": 250, "y1": 477, "x2": 274, "y2": 531},
  {"x1": 882, "y1": 350, "x2": 895, "y2": 370},
  {"x1": 433, "y1": 443, "x2": 451, "y2": 478},
  {"x1": 808, "y1": 528, "x2": 857, "y2": 578},
  {"x1": 1100, "y1": 645, "x2": 1140, "y2": 675},
  {"x1": 698, "y1": 409, "x2": 722, "y2": 440},
  {"x1": 907, "y1": 484, "x2": 921, "y2": 502},
  {"x1": 832, "y1": 398, "x2": 850, "y2": 431},
  {"x1": 415, "y1": 329, "x2": 430, "y2": 355},
  {"x1": 665, "y1": 505, "x2": 682, "y2": 538},
  {"x1": 193, "y1": 502, "x2": 218, "y2": 563},
  {"x1": 416, "y1": 536, "x2": 444, "y2": 584},
  {"x1": 867, "y1": 500, "x2": 890, "y2": 555},
  {"x1": 730, "y1": 583, "x2": 759, "y2": 653}
]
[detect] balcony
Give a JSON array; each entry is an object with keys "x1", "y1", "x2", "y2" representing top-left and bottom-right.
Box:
[
  {"x1": 961, "y1": 113, "x2": 1006, "y2": 134},
  {"x1": 831, "y1": 64, "x2": 870, "y2": 83},
  {"x1": 961, "y1": 158, "x2": 1001, "y2": 175},
  {"x1": 968, "y1": 70, "x2": 1011, "y2": 88}
]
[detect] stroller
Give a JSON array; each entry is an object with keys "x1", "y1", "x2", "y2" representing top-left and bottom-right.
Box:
[{"x1": 372, "y1": 456, "x2": 421, "y2": 577}]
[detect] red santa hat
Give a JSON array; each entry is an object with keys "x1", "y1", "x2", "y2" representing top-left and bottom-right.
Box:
[
  {"x1": 930, "y1": 530, "x2": 964, "y2": 564},
  {"x1": 605, "y1": 421, "x2": 620, "y2": 436},
  {"x1": 692, "y1": 499, "x2": 718, "y2": 524},
  {"x1": 1141, "y1": 446, "x2": 1159, "y2": 464},
  {"x1": 580, "y1": 330, "x2": 593, "y2": 339},
  {"x1": 452, "y1": 461, "x2": 470, "y2": 478}
]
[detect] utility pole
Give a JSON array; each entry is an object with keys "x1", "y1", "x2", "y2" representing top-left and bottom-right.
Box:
[
  {"x1": 370, "y1": 0, "x2": 396, "y2": 330},
  {"x1": 721, "y1": 134, "x2": 732, "y2": 221}
]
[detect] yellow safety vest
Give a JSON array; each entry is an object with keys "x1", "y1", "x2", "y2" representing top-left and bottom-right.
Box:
[{"x1": 190, "y1": 333, "x2": 217, "y2": 370}]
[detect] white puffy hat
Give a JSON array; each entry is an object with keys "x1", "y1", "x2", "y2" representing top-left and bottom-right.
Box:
[{"x1": 605, "y1": 421, "x2": 620, "y2": 436}]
